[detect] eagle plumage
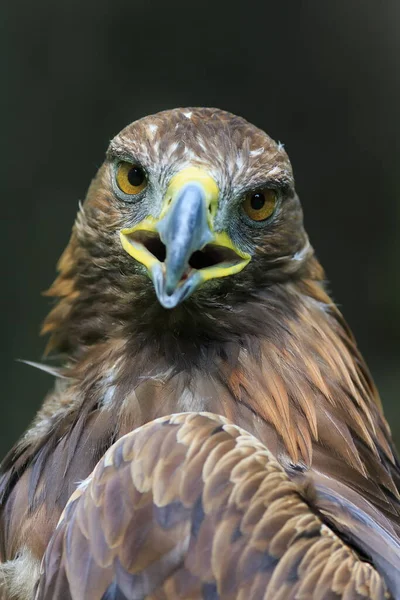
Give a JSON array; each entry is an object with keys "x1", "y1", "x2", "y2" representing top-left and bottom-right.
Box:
[{"x1": 0, "y1": 108, "x2": 399, "y2": 599}]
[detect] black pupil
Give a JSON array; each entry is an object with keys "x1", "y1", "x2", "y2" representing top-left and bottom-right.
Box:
[
  {"x1": 250, "y1": 193, "x2": 265, "y2": 210},
  {"x1": 128, "y1": 166, "x2": 145, "y2": 187}
]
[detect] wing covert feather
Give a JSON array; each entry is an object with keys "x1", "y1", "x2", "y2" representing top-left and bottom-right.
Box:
[{"x1": 35, "y1": 413, "x2": 391, "y2": 600}]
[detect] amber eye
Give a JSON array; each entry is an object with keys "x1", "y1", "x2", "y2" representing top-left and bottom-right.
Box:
[
  {"x1": 116, "y1": 162, "x2": 147, "y2": 195},
  {"x1": 242, "y1": 189, "x2": 277, "y2": 222}
]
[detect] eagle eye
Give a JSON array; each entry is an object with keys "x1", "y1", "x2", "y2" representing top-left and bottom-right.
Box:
[
  {"x1": 242, "y1": 189, "x2": 277, "y2": 222},
  {"x1": 116, "y1": 162, "x2": 147, "y2": 195}
]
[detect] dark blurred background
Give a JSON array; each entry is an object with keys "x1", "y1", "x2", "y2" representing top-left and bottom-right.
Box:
[{"x1": 1, "y1": 1, "x2": 399, "y2": 456}]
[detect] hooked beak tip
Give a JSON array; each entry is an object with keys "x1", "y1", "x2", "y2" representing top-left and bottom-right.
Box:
[{"x1": 151, "y1": 264, "x2": 201, "y2": 309}]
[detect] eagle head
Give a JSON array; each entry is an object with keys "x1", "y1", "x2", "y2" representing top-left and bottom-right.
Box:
[{"x1": 43, "y1": 108, "x2": 316, "y2": 351}]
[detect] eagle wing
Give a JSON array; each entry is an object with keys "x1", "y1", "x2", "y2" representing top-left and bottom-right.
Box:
[{"x1": 34, "y1": 412, "x2": 391, "y2": 600}]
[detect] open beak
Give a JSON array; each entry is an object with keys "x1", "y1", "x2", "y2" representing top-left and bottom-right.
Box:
[{"x1": 120, "y1": 166, "x2": 251, "y2": 309}]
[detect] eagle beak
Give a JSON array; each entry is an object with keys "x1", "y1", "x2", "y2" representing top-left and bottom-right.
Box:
[{"x1": 120, "y1": 167, "x2": 251, "y2": 309}]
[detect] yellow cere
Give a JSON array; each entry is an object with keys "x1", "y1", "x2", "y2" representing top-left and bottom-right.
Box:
[
  {"x1": 243, "y1": 189, "x2": 277, "y2": 222},
  {"x1": 116, "y1": 162, "x2": 147, "y2": 195},
  {"x1": 162, "y1": 166, "x2": 220, "y2": 223}
]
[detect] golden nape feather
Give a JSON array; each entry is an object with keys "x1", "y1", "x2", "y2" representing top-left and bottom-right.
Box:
[
  {"x1": 34, "y1": 413, "x2": 390, "y2": 600},
  {"x1": 1, "y1": 108, "x2": 399, "y2": 599}
]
